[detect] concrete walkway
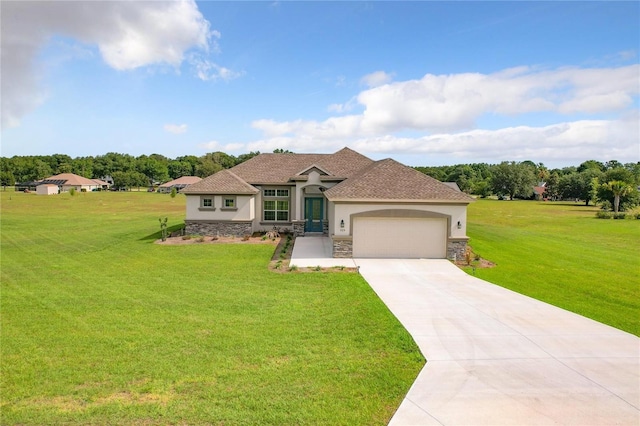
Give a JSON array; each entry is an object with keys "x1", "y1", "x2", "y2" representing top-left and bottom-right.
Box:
[
  {"x1": 356, "y1": 259, "x2": 640, "y2": 425},
  {"x1": 289, "y1": 236, "x2": 357, "y2": 268}
]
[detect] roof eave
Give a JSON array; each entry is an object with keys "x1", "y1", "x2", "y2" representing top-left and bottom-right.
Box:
[{"x1": 326, "y1": 197, "x2": 474, "y2": 204}]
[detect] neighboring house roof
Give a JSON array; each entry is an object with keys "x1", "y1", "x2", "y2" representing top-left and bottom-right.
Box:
[
  {"x1": 41, "y1": 173, "x2": 98, "y2": 186},
  {"x1": 182, "y1": 170, "x2": 259, "y2": 195},
  {"x1": 324, "y1": 158, "x2": 474, "y2": 202},
  {"x1": 533, "y1": 186, "x2": 546, "y2": 196},
  {"x1": 91, "y1": 179, "x2": 110, "y2": 186},
  {"x1": 158, "y1": 176, "x2": 202, "y2": 188}
]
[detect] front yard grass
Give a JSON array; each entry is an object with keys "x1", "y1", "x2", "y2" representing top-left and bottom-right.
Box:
[
  {"x1": 0, "y1": 191, "x2": 424, "y2": 425},
  {"x1": 466, "y1": 199, "x2": 639, "y2": 336}
]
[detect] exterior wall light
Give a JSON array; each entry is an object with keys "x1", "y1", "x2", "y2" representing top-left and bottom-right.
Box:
[
  {"x1": 340, "y1": 219, "x2": 345, "y2": 229},
  {"x1": 457, "y1": 221, "x2": 462, "y2": 229}
]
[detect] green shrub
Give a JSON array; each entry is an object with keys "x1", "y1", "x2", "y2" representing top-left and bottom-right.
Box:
[
  {"x1": 613, "y1": 213, "x2": 626, "y2": 220},
  {"x1": 596, "y1": 211, "x2": 612, "y2": 219},
  {"x1": 635, "y1": 213, "x2": 640, "y2": 220},
  {"x1": 69, "y1": 187, "x2": 76, "y2": 196},
  {"x1": 170, "y1": 187, "x2": 177, "y2": 198}
]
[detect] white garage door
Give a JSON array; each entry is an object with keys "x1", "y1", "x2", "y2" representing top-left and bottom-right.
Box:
[{"x1": 352, "y1": 217, "x2": 447, "y2": 258}]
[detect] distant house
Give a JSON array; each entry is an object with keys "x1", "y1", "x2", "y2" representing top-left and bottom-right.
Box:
[
  {"x1": 183, "y1": 148, "x2": 474, "y2": 259},
  {"x1": 157, "y1": 176, "x2": 202, "y2": 193},
  {"x1": 91, "y1": 179, "x2": 111, "y2": 190},
  {"x1": 36, "y1": 184, "x2": 59, "y2": 195},
  {"x1": 40, "y1": 173, "x2": 103, "y2": 192},
  {"x1": 533, "y1": 185, "x2": 546, "y2": 201}
]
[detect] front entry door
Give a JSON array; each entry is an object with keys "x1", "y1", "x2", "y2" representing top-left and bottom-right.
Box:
[{"x1": 305, "y1": 198, "x2": 324, "y2": 232}]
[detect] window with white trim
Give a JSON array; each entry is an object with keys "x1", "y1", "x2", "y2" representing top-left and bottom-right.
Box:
[
  {"x1": 222, "y1": 196, "x2": 237, "y2": 210},
  {"x1": 201, "y1": 197, "x2": 213, "y2": 208},
  {"x1": 263, "y1": 189, "x2": 289, "y2": 197},
  {"x1": 263, "y1": 200, "x2": 289, "y2": 221}
]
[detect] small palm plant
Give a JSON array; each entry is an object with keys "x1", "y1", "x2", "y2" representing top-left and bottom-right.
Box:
[{"x1": 604, "y1": 180, "x2": 633, "y2": 213}]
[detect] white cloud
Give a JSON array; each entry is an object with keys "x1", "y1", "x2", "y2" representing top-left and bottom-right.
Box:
[
  {"x1": 191, "y1": 57, "x2": 244, "y2": 82},
  {"x1": 250, "y1": 64, "x2": 639, "y2": 140},
  {"x1": 239, "y1": 115, "x2": 639, "y2": 165},
  {"x1": 164, "y1": 124, "x2": 188, "y2": 134},
  {"x1": 360, "y1": 70, "x2": 394, "y2": 88},
  {"x1": 1, "y1": 0, "x2": 215, "y2": 128}
]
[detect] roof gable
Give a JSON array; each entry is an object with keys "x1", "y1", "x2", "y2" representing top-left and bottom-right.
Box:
[
  {"x1": 324, "y1": 159, "x2": 474, "y2": 203},
  {"x1": 295, "y1": 164, "x2": 331, "y2": 176},
  {"x1": 182, "y1": 170, "x2": 258, "y2": 195}
]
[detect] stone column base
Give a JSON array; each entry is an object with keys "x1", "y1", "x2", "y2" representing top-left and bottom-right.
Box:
[
  {"x1": 447, "y1": 238, "x2": 469, "y2": 261},
  {"x1": 332, "y1": 236, "x2": 353, "y2": 258}
]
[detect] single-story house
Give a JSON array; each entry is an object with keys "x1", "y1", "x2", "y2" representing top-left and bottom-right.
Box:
[
  {"x1": 40, "y1": 173, "x2": 103, "y2": 192},
  {"x1": 157, "y1": 176, "x2": 202, "y2": 193},
  {"x1": 182, "y1": 148, "x2": 474, "y2": 259},
  {"x1": 91, "y1": 179, "x2": 111, "y2": 190},
  {"x1": 36, "y1": 184, "x2": 59, "y2": 195},
  {"x1": 533, "y1": 185, "x2": 546, "y2": 201}
]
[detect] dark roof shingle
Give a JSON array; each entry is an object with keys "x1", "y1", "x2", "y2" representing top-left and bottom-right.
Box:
[
  {"x1": 324, "y1": 158, "x2": 474, "y2": 202},
  {"x1": 182, "y1": 170, "x2": 258, "y2": 194}
]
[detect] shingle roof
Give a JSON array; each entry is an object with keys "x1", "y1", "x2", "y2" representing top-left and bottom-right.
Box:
[
  {"x1": 324, "y1": 158, "x2": 474, "y2": 202},
  {"x1": 158, "y1": 176, "x2": 202, "y2": 188},
  {"x1": 182, "y1": 170, "x2": 259, "y2": 195},
  {"x1": 229, "y1": 147, "x2": 374, "y2": 184},
  {"x1": 43, "y1": 173, "x2": 98, "y2": 186}
]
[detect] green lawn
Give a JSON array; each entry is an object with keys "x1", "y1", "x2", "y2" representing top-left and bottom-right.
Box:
[
  {"x1": 466, "y1": 199, "x2": 639, "y2": 336},
  {"x1": 0, "y1": 191, "x2": 424, "y2": 425}
]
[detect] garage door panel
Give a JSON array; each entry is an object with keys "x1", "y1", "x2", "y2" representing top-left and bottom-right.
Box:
[{"x1": 353, "y1": 217, "x2": 447, "y2": 258}]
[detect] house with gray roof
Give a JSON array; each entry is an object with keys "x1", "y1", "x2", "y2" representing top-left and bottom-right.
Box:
[
  {"x1": 157, "y1": 176, "x2": 202, "y2": 193},
  {"x1": 182, "y1": 147, "x2": 473, "y2": 259}
]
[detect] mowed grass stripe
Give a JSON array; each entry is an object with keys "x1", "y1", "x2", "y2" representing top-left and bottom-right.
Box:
[
  {"x1": 1, "y1": 191, "x2": 423, "y2": 425},
  {"x1": 466, "y1": 200, "x2": 639, "y2": 335}
]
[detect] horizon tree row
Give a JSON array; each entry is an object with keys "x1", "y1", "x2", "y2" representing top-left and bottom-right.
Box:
[{"x1": 1, "y1": 152, "x2": 638, "y2": 210}]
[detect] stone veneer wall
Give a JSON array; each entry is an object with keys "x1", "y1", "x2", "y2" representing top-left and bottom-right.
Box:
[
  {"x1": 332, "y1": 238, "x2": 353, "y2": 258},
  {"x1": 185, "y1": 221, "x2": 252, "y2": 237},
  {"x1": 447, "y1": 239, "x2": 468, "y2": 261},
  {"x1": 292, "y1": 221, "x2": 305, "y2": 237}
]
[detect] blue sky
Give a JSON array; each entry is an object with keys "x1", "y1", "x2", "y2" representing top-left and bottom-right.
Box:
[{"x1": 1, "y1": 1, "x2": 638, "y2": 167}]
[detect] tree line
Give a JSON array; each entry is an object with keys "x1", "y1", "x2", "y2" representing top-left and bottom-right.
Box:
[
  {"x1": 1, "y1": 152, "x2": 638, "y2": 211},
  {"x1": 0, "y1": 151, "x2": 260, "y2": 190},
  {"x1": 417, "y1": 159, "x2": 640, "y2": 211}
]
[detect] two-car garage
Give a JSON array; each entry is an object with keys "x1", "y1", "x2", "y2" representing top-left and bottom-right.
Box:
[{"x1": 352, "y1": 216, "x2": 448, "y2": 259}]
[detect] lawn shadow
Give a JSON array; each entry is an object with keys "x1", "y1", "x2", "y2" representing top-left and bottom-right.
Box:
[{"x1": 139, "y1": 224, "x2": 185, "y2": 242}]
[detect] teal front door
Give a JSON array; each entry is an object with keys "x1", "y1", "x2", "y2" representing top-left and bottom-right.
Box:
[{"x1": 305, "y1": 198, "x2": 324, "y2": 232}]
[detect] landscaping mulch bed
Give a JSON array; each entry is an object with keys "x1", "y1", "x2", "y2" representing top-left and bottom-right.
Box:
[{"x1": 156, "y1": 235, "x2": 280, "y2": 246}]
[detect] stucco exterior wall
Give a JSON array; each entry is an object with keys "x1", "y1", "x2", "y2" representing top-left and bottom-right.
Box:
[
  {"x1": 36, "y1": 185, "x2": 58, "y2": 195},
  {"x1": 331, "y1": 202, "x2": 469, "y2": 239},
  {"x1": 186, "y1": 195, "x2": 254, "y2": 221}
]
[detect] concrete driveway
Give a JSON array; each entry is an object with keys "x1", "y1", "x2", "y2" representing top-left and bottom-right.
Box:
[{"x1": 355, "y1": 259, "x2": 640, "y2": 425}]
